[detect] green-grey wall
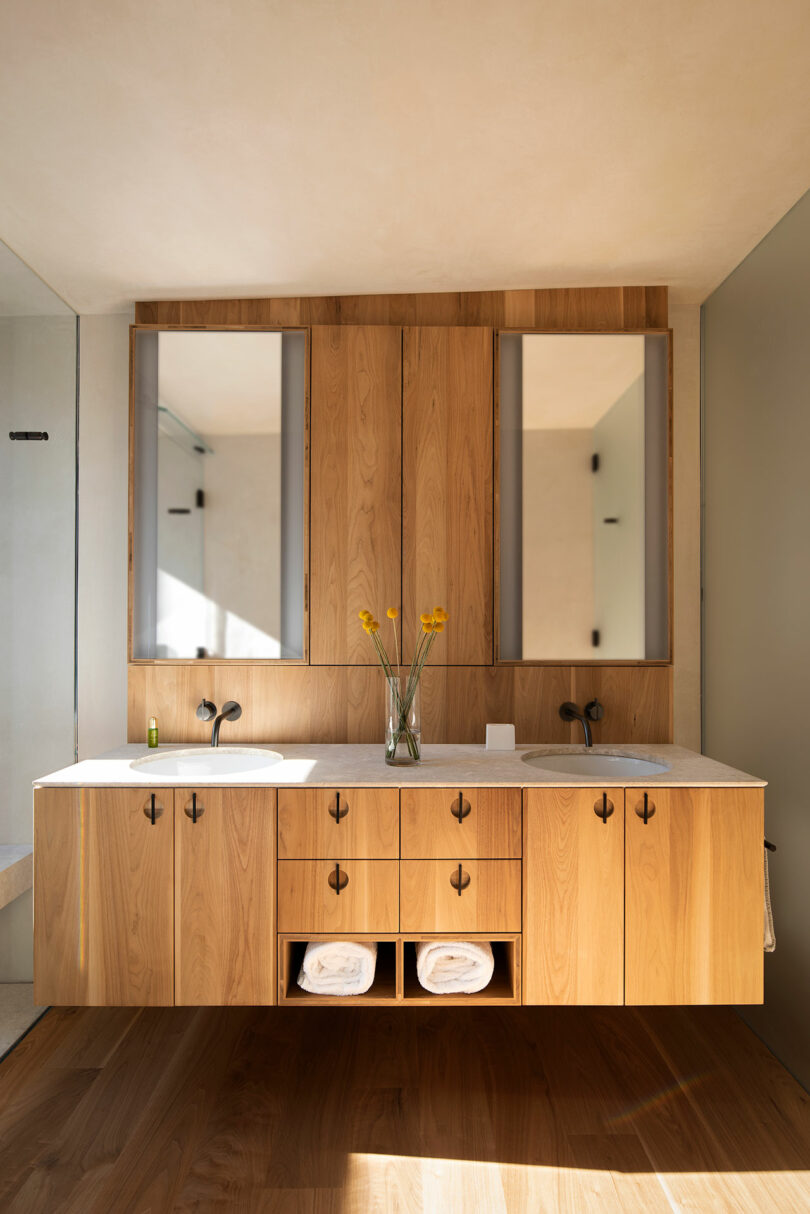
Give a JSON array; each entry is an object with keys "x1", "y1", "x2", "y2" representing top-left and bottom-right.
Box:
[{"x1": 703, "y1": 188, "x2": 810, "y2": 1089}]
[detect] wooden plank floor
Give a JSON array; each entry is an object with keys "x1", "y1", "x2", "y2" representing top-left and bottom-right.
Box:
[{"x1": 1, "y1": 1005, "x2": 809, "y2": 1212}]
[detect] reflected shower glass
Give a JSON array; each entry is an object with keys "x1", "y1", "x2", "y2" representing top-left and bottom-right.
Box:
[
  {"x1": 499, "y1": 333, "x2": 669, "y2": 661},
  {"x1": 132, "y1": 330, "x2": 306, "y2": 659}
]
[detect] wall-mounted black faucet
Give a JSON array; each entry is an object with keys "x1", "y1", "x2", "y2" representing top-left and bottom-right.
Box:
[
  {"x1": 196, "y1": 699, "x2": 242, "y2": 746},
  {"x1": 559, "y1": 698, "x2": 604, "y2": 748}
]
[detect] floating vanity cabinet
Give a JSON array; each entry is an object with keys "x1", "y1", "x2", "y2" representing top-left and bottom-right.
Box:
[
  {"x1": 523, "y1": 787, "x2": 624, "y2": 1005},
  {"x1": 278, "y1": 788, "x2": 399, "y2": 859},
  {"x1": 400, "y1": 787, "x2": 521, "y2": 859},
  {"x1": 625, "y1": 787, "x2": 764, "y2": 1005},
  {"x1": 174, "y1": 788, "x2": 277, "y2": 1005},
  {"x1": 34, "y1": 788, "x2": 174, "y2": 1006}
]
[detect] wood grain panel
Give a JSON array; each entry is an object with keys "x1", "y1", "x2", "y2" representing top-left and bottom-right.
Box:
[
  {"x1": 136, "y1": 286, "x2": 668, "y2": 329},
  {"x1": 278, "y1": 787, "x2": 399, "y2": 858},
  {"x1": 128, "y1": 662, "x2": 671, "y2": 744},
  {"x1": 34, "y1": 789, "x2": 87, "y2": 1005},
  {"x1": 625, "y1": 787, "x2": 764, "y2": 1005},
  {"x1": 403, "y1": 326, "x2": 493, "y2": 664},
  {"x1": 277, "y1": 860, "x2": 399, "y2": 933},
  {"x1": 523, "y1": 788, "x2": 624, "y2": 1005},
  {"x1": 35, "y1": 787, "x2": 175, "y2": 1006},
  {"x1": 310, "y1": 326, "x2": 402, "y2": 663},
  {"x1": 572, "y1": 665, "x2": 673, "y2": 743},
  {"x1": 174, "y1": 788, "x2": 276, "y2": 1005},
  {"x1": 401, "y1": 787, "x2": 521, "y2": 858},
  {"x1": 400, "y1": 859, "x2": 521, "y2": 932}
]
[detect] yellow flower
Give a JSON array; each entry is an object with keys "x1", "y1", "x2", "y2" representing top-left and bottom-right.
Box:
[
  {"x1": 386, "y1": 607, "x2": 398, "y2": 619},
  {"x1": 433, "y1": 607, "x2": 448, "y2": 621},
  {"x1": 359, "y1": 610, "x2": 373, "y2": 621},
  {"x1": 420, "y1": 612, "x2": 433, "y2": 625},
  {"x1": 369, "y1": 620, "x2": 380, "y2": 633},
  {"x1": 422, "y1": 622, "x2": 434, "y2": 633},
  {"x1": 433, "y1": 621, "x2": 445, "y2": 632},
  {"x1": 362, "y1": 622, "x2": 371, "y2": 632}
]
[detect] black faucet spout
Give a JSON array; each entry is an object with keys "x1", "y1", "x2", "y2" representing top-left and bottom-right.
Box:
[
  {"x1": 210, "y1": 700, "x2": 242, "y2": 746},
  {"x1": 559, "y1": 701, "x2": 594, "y2": 747}
]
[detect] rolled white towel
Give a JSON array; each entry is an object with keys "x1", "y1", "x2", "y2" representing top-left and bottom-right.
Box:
[
  {"x1": 297, "y1": 940, "x2": 377, "y2": 996},
  {"x1": 415, "y1": 939, "x2": 494, "y2": 995}
]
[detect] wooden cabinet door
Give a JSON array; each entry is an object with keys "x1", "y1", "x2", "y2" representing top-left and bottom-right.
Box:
[
  {"x1": 34, "y1": 787, "x2": 174, "y2": 1006},
  {"x1": 402, "y1": 326, "x2": 493, "y2": 664},
  {"x1": 175, "y1": 788, "x2": 276, "y2": 1005},
  {"x1": 401, "y1": 787, "x2": 521, "y2": 858},
  {"x1": 310, "y1": 325, "x2": 402, "y2": 664},
  {"x1": 400, "y1": 859, "x2": 521, "y2": 932},
  {"x1": 523, "y1": 788, "x2": 624, "y2": 1005},
  {"x1": 278, "y1": 859, "x2": 399, "y2": 933},
  {"x1": 625, "y1": 787, "x2": 764, "y2": 1005},
  {"x1": 278, "y1": 787, "x2": 399, "y2": 859}
]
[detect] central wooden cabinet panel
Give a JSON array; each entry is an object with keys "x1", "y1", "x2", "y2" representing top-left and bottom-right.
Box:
[
  {"x1": 310, "y1": 325, "x2": 402, "y2": 664},
  {"x1": 400, "y1": 859, "x2": 521, "y2": 932},
  {"x1": 523, "y1": 788, "x2": 624, "y2": 1006},
  {"x1": 34, "y1": 787, "x2": 174, "y2": 1006},
  {"x1": 401, "y1": 787, "x2": 521, "y2": 858},
  {"x1": 625, "y1": 787, "x2": 764, "y2": 1005},
  {"x1": 174, "y1": 788, "x2": 277, "y2": 1005},
  {"x1": 278, "y1": 859, "x2": 399, "y2": 933},
  {"x1": 402, "y1": 326, "x2": 493, "y2": 664},
  {"x1": 278, "y1": 787, "x2": 399, "y2": 859}
]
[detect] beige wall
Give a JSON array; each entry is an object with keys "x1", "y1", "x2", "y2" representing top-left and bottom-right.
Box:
[{"x1": 703, "y1": 187, "x2": 810, "y2": 1089}]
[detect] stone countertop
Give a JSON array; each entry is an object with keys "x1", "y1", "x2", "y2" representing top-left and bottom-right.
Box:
[{"x1": 33, "y1": 743, "x2": 766, "y2": 789}]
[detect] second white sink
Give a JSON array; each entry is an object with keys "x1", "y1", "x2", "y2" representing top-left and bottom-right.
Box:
[
  {"x1": 522, "y1": 750, "x2": 670, "y2": 779},
  {"x1": 131, "y1": 747, "x2": 284, "y2": 778}
]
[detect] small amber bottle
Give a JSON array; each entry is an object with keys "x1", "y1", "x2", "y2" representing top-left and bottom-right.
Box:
[{"x1": 147, "y1": 716, "x2": 159, "y2": 748}]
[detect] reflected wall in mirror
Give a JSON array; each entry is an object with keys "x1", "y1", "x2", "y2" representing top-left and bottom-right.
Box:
[
  {"x1": 132, "y1": 330, "x2": 306, "y2": 659},
  {"x1": 499, "y1": 333, "x2": 669, "y2": 661}
]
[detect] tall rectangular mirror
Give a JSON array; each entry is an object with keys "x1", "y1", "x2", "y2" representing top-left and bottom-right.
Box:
[
  {"x1": 499, "y1": 332, "x2": 669, "y2": 661},
  {"x1": 131, "y1": 329, "x2": 307, "y2": 660}
]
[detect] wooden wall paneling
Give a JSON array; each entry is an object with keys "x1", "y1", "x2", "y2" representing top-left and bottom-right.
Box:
[
  {"x1": 625, "y1": 788, "x2": 764, "y2": 1005},
  {"x1": 572, "y1": 666, "x2": 673, "y2": 743},
  {"x1": 135, "y1": 287, "x2": 667, "y2": 330},
  {"x1": 310, "y1": 326, "x2": 402, "y2": 663},
  {"x1": 174, "y1": 788, "x2": 277, "y2": 1006},
  {"x1": 523, "y1": 788, "x2": 624, "y2": 1005},
  {"x1": 403, "y1": 326, "x2": 493, "y2": 664},
  {"x1": 419, "y1": 665, "x2": 573, "y2": 745}
]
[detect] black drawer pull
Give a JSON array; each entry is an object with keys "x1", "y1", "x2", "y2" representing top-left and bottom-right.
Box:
[
  {"x1": 184, "y1": 793, "x2": 204, "y2": 822},
  {"x1": 143, "y1": 794, "x2": 163, "y2": 823},
  {"x1": 328, "y1": 863, "x2": 349, "y2": 894},
  {"x1": 635, "y1": 793, "x2": 655, "y2": 824},
  {"x1": 328, "y1": 792, "x2": 349, "y2": 823},
  {"x1": 450, "y1": 864, "x2": 471, "y2": 895},
  {"x1": 594, "y1": 793, "x2": 614, "y2": 823},
  {"x1": 451, "y1": 792, "x2": 471, "y2": 823}
]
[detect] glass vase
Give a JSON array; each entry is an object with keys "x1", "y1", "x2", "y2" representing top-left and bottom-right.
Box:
[{"x1": 385, "y1": 675, "x2": 421, "y2": 765}]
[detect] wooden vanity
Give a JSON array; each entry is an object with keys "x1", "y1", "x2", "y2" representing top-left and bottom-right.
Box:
[{"x1": 32, "y1": 745, "x2": 765, "y2": 1010}]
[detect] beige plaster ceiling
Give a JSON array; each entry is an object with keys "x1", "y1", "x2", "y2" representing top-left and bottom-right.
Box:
[
  {"x1": 0, "y1": 1, "x2": 808, "y2": 314},
  {"x1": 158, "y1": 332, "x2": 281, "y2": 435},
  {"x1": 523, "y1": 335, "x2": 644, "y2": 429}
]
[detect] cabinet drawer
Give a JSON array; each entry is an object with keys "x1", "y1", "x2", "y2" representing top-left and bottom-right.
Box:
[
  {"x1": 278, "y1": 788, "x2": 399, "y2": 859},
  {"x1": 401, "y1": 788, "x2": 521, "y2": 858},
  {"x1": 277, "y1": 860, "x2": 399, "y2": 933},
  {"x1": 400, "y1": 860, "x2": 521, "y2": 932}
]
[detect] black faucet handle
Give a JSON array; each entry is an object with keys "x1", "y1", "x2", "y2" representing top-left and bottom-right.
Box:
[
  {"x1": 196, "y1": 699, "x2": 217, "y2": 721},
  {"x1": 585, "y1": 698, "x2": 605, "y2": 722}
]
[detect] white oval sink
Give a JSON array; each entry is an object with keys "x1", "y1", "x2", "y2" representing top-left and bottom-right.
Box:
[
  {"x1": 522, "y1": 750, "x2": 669, "y2": 779},
  {"x1": 131, "y1": 747, "x2": 284, "y2": 778}
]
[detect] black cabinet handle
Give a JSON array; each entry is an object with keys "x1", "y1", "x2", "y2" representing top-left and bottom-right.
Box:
[
  {"x1": 635, "y1": 793, "x2": 655, "y2": 824},
  {"x1": 184, "y1": 793, "x2": 204, "y2": 822},
  {"x1": 451, "y1": 793, "x2": 471, "y2": 823},
  {"x1": 143, "y1": 794, "x2": 163, "y2": 823},
  {"x1": 328, "y1": 863, "x2": 349, "y2": 894},
  {"x1": 449, "y1": 864, "x2": 471, "y2": 895},
  {"x1": 594, "y1": 793, "x2": 614, "y2": 823},
  {"x1": 328, "y1": 792, "x2": 349, "y2": 823}
]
